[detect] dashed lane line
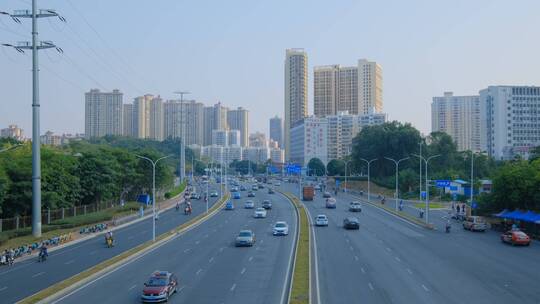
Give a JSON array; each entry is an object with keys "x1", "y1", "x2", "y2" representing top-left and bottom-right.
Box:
[
  {"x1": 0, "y1": 286, "x2": 7, "y2": 292},
  {"x1": 368, "y1": 283, "x2": 374, "y2": 291},
  {"x1": 64, "y1": 260, "x2": 75, "y2": 265},
  {"x1": 248, "y1": 256, "x2": 253, "y2": 262},
  {"x1": 128, "y1": 284, "x2": 137, "y2": 290},
  {"x1": 230, "y1": 283, "x2": 236, "y2": 292},
  {"x1": 32, "y1": 272, "x2": 45, "y2": 278},
  {"x1": 422, "y1": 284, "x2": 429, "y2": 292},
  {"x1": 196, "y1": 269, "x2": 202, "y2": 275},
  {"x1": 240, "y1": 268, "x2": 246, "y2": 275},
  {"x1": 406, "y1": 268, "x2": 413, "y2": 275},
  {"x1": 361, "y1": 267, "x2": 366, "y2": 274}
]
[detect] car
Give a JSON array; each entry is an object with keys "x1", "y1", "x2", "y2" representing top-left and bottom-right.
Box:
[
  {"x1": 501, "y1": 230, "x2": 531, "y2": 246},
  {"x1": 262, "y1": 200, "x2": 272, "y2": 210},
  {"x1": 240, "y1": 185, "x2": 247, "y2": 191},
  {"x1": 349, "y1": 201, "x2": 362, "y2": 212},
  {"x1": 462, "y1": 216, "x2": 487, "y2": 232},
  {"x1": 252, "y1": 185, "x2": 258, "y2": 191},
  {"x1": 258, "y1": 183, "x2": 264, "y2": 189},
  {"x1": 343, "y1": 217, "x2": 360, "y2": 230},
  {"x1": 232, "y1": 192, "x2": 241, "y2": 199},
  {"x1": 253, "y1": 207, "x2": 267, "y2": 218},
  {"x1": 323, "y1": 191, "x2": 331, "y2": 198},
  {"x1": 235, "y1": 230, "x2": 255, "y2": 247},
  {"x1": 314, "y1": 184, "x2": 322, "y2": 190},
  {"x1": 315, "y1": 214, "x2": 328, "y2": 226},
  {"x1": 225, "y1": 201, "x2": 234, "y2": 210},
  {"x1": 210, "y1": 191, "x2": 218, "y2": 197},
  {"x1": 190, "y1": 193, "x2": 201, "y2": 200},
  {"x1": 141, "y1": 271, "x2": 178, "y2": 303},
  {"x1": 244, "y1": 200, "x2": 255, "y2": 209},
  {"x1": 248, "y1": 191, "x2": 255, "y2": 197},
  {"x1": 273, "y1": 221, "x2": 289, "y2": 236},
  {"x1": 275, "y1": 182, "x2": 281, "y2": 186},
  {"x1": 231, "y1": 187, "x2": 239, "y2": 192},
  {"x1": 325, "y1": 198, "x2": 337, "y2": 209},
  {"x1": 268, "y1": 188, "x2": 275, "y2": 194}
]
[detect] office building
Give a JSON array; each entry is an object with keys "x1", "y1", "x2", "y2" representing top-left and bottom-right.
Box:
[
  {"x1": 164, "y1": 100, "x2": 204, "y2": 145},
  {"x1": 480, "y1": 86, "x2": 540, "y2": 160},
  {"x1": 431, "y1": 92, "x2": 481, "y2": 152},
  {"x1": 227, "y1": 107, "x2": 249, "y2": 146},
  {"x1": 269, "y1": 116, "x2": 283, "y2": 148},
  {"x1": 313, "y1": 59, "x2": 383, "y2": 117},
  {"x1": 284, "y1": 48, "x2": 308, "y2": 160},
  {"x1": 1, "y1": 125, "x2": 24, "y2": 140},
  {"x1": 84, "y1": 89, "x2": 123, "y2": 138},
  {"x1": 289, "y1": 117, "x2": 328, "y2": 166},
  {"x1": 249, "y1": 132, "x2": 267, "y2": 147}
]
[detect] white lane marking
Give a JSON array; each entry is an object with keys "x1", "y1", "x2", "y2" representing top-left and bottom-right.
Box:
[
  {"x1": 303, "y1": 203, "x2": 321, "y2": 304},
  {"x1": 209, "y1": 257, "x2": 214, "y2": 263},
  {"x1": 349, "y1": 246, "x2": 354, "y2": 251},
  {"x1": 32, "y1": 271, "x2": 45, "y2": 278},
  {"x1": 64, "y1": 260, "x2": 75, "y2": 265},
  {"x1": 0, "y1": 286, "x2": 7, "y2": 292},
  {"x1": 230, "y1": 283, "x2": 236, "y2": 291},
  {"x1": 240, "y1": 267, "x2": 246, "y2": 275},
  {"x1": 395, "y1": 257, "x2": 401, "y2": 262},
  {"x1": 406, "y1": 268, "x2": 413, "y2": 275},
  {"x1": 255, "y1": 246, "x2": 260, "y2": 251},
  {"x1": 178, "y1": 286, "x2": 185, "y2": 293},
  {"x1": 195, "y1": 240, "x2": 200, "y2": 245},
  {"x1": 89, "y1": 250, "x2": 97, "y2": 255},
  {"x1": 260, "y1": 240, "x2": 264, "y2": 244},
  {"x1": 386, "y1": 247, "x2": 392, "y2": 252},
  {"x1": 204, "y1": 234, "x2": 209, "y2": 238},
  {"x1": 128, "y1": 284, "x2": 137, "y2": 290},
  {"x1": 368, "y1": 283, "x2": 374, "y2": 291},
  {"x1": 354, "y1": 256, "x2": 359, "y2": 261},
  {"x1": 361, "y1": 267, "x2": 366, "y2": 274},
  {"x1": 196, "y1": 269, "x2": 202, "y2": 275},
  {"x1": 184, "y1": 248, "x2": 192, "y2": 253},
  {"x1": 345, "y1": 238, "x2": 350, "y2": 243},
  {"x1": 219, "y1": 247, "x2": 224, "y2": 253},
  {"x1": 422, "y1": 284, "x2": 429, "y2": 292},
  {"x1": 248, "y1": 256, "x2": 253, "y2": 262}
]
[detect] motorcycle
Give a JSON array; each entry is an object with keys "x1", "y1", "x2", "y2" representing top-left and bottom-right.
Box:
[
  {"x1": 38, "y1": 251, "x2": 47, "y2": 262},
  {"x1": 419, "y1": 210, "x2": 424, "y2": 219},
  {"x1": 184, "y1": 206, "x2": 192, "y2": 215},
  {"x1": 106, "y1": 236, "x2": 114, "y2": 248},
  {"x1": 175, "y1": 204, "x2": 180, "y2": 211}
]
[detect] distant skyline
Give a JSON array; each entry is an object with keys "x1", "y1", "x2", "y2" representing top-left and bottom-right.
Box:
[{"x1": 2, "y1": 0, "x2": 540, "y2": 137}]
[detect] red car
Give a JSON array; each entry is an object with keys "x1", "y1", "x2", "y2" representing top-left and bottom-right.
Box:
[
  {"x1": 141, "y1": 271, "x2": 178, "y2": 302},
  {"x1": 500, "y1": 230, "x2": 531, "y2": 246}
]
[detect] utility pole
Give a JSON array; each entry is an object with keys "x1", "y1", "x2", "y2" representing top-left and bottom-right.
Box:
[
  {"x1": 173, "y1": 91, "x2": 190, "y2": 183},
  {"x1": 1, "y1": 2, "x2": 65, "y2": 237}
]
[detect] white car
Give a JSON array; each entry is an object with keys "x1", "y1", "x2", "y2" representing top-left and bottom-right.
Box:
[
  {"x1": 254, "y1": 207, "x2": 267, "y2": 218},
  {"x1": 273, "y1": 221, "x2": 289, "y2": 236},
  {"x1": 244, "y1": 200, "x2": 255, "y2": 209},
  {"x1": 275, "y1": 182, "x2": 281, "y2": 186},
  {"x1": 315, "y1": 214, "x2": 328, "y2": 226}
]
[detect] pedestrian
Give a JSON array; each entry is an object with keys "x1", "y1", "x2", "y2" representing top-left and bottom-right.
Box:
[{"x1": 456, "y1": 205, "x2": 461, "y2": 214}]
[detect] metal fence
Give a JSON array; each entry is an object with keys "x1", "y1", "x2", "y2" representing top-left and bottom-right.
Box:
[{"x1": 0, "y1": 201, "x2": 118, "y2": 232}]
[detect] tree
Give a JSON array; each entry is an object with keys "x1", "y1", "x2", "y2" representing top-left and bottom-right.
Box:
[
  {"x1": 307, "y1": 158, "x2": 325, "y2": 176},
  {"x1": 326, "y1": 159, "x2": 344, "y2": 176}
]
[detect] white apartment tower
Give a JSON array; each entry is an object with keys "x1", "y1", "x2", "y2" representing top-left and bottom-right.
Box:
[
  {"x1": 163, "y1": 100, "x2": 204, "y2": 145},
  {"x1": 203, "y1": 103, "x2": 229, "y2": 146},
  {"x1": 227, "y1": 107, "x2": 249, "y2": 147},
  {"x1": 314, "y1": 59, "x2": 382, "y2": 117},
  {"x1": 284, "y1": 48, "x2": 308, "y2": 160},
  {"x1": 431, "y1": 92, "x2": 481, "y2": 152},
  {"x1": 480, "y1": 86, "x2": 540, "y2": 160},
  {"x1": 84, "y1": 89, "x2": 123, "y2": 138}
]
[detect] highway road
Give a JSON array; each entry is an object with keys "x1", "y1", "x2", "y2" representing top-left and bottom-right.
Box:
[
  {"x1": 283, "y1": 182, "x2": 540, "y2": 304},
  {"x1": 54, "y1": 182, "x2": 298, "y2": 304},
  {"x1": 0, "y1": 184, "x2": 221, "y2": 303}
]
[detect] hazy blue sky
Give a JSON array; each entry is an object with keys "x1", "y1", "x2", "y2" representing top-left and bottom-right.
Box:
[{"x1": 1, "y1": 0, "x2": 540, "y2": 137}]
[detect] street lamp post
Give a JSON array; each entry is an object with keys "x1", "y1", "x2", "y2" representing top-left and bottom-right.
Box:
[
  {"x1": 359, "y1": 158, "x2": 377, "y2": 202},
  {"x1": 470, "y1": 151, "x2": 474, "y2": 216},
  {"x1": 384, "y1": 157, "x2": 410, "y2": 211},
  {"x1": 413, "y1": 154, "x2": 440, "y2": 224},
  {"x1": 135, "y1": 154, "x2": 173, "y2": 242},
  {"x1": 342, "y1": 159, "x2": 352, "y2": 193}
]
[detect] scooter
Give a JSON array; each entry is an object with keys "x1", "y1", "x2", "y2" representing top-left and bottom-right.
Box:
[
  {"x1": 38, "y1": 251, "x2": 47, "y2": 262},
  {"x1": 184, "y1": 206, "x2": 192, "y2": 215},
  {"x1": 106, "y1": 237, "x2": 114, "y2": 248}
]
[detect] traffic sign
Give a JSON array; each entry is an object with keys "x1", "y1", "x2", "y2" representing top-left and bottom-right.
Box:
[
  {"x1": 435, "y1": 180, "x2": 451, "y2": 188},
  {"x1": 421, "y1": 191, "x2": 426, "y2": 199},
  {"x1": 335, "y1": 179, "x2": 340, "y2": 187},
  {"x1": 452, "y1": 193, "x2": 458, "y2": 201},
  {"x1": 472, "y1": 202, "x2": 478, "y2": 209}
]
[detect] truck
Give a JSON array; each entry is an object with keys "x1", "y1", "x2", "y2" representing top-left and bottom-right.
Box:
[{"x1": 302, "y1": 186, "x2": 314, "y2": 201}]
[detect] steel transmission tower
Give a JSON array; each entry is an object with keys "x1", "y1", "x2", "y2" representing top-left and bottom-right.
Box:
[
  {"x1": 1, "y1": 1, "x2": 65, "y2": 237},
  {"x1": 173, "y1": 91, "x2": 190, "y2": 182}
]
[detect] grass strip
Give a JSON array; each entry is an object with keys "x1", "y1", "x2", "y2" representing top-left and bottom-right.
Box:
[
  {"x1": 283, "y1": 192, "x2": 310, "y2": 304},
  {"x1": 413, "y1": 202, "x2": 445, "y2": 209},
  {"x1": 358, "y1": 197, "x2": 434, "y2": 229},
  {"x1": 20, "y1": 193, "x2": 229, "y2": 304}
]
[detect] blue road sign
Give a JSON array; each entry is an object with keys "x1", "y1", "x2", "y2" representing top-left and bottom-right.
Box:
[
  {"x1": 450, "y1": 186, "x2": 458, "y2": 191},
  {"x1": 421, "y1": 191, "x2": 426, "y2": 199},
  {"x1": 435, "y1": 180, "x2": 451, "y2": 188},
  {"x1": 472, "y1": 202, "x2": 478, "y2": 209},
  {"x1": 335, "y1": 179, "x2": 340, "y2": 187},
  {"x1": 286, "y1": 164, "x2": 302, "y2": 174}
]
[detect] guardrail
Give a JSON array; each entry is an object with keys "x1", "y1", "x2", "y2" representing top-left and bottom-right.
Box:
[{"x1": 20, "y1": 192, "x2": 230, "y2": 304}]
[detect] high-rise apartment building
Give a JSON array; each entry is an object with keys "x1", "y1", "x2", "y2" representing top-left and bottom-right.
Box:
[
  {"x1": 149, "y1": 96, "x2": 164, "y2": 141},
  {"x1": 123, "y1": 104, "x2": 134, "y2": 137},
  {"x1": 249, "y1": 132, "x2": 267, "y2": 148},
  {"x1": 314, "y1": 59, "x2": 382, "y2": 117},
  {"x1": 284, "y1": 48, "x2": 308, "y2": 160},
  {"x1": 480, "y1": 86, "x2": 540, "y2": 160},
  {"x1": 85, "y1": 89, "x2": 123, "y2": 138},
  {"x1": 212, "y1": 130, "x2": 229, "y2": 146},
  {"x1": 431, "y1": 92, "x2": 481, "y2": 152},
  {"x1": 203, "y1": 103, "x2": 229, "y2": 145},
  {"x1": 1, "y1": 124, "x2": 24, "y2": 140},
  {"x1": 289, "y1": 117, "x2": 328, "y2": 166},
  {"x1": 227, "y1": 107, "x2": 249, "y2": 147},
  {"x1": 269, "y1": 116, "x2": 283, "y2": 148},
  {"x1": 133, "y1": 94, "x2": 153, "y2": 139},
  {"x1": 163, "y1": 100, "x2": 204, "y2": 145},
  {"x1": 228, "y1": 130, "x2": 241, "y2": 146}
]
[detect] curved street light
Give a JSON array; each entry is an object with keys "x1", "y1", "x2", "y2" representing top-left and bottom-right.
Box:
[
  {"x1": 413, "y1": 154, "x2": 440, "y2": 224},
  {"x1": 358, "y1": 158, "x2": 377, "y2": 202},
  {"x1": 384, "y1": 157, "x2": 410, "y2": 211}
]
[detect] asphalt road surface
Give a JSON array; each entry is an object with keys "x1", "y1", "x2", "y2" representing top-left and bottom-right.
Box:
[
  {"x1": 282, "y1": 182, "x2": 540, "y2": 304},
  {"x1": 55, "y1": 182, "x2": 298, "y2": 304},
  {"x1": 0, "y1": 184, "x2": 221, "y2": 303}
]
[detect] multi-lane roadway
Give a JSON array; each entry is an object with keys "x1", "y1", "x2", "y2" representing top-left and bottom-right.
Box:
[
  {"x1": 53, "y1": 183, "x2": 298, "y2": 304},
  {"x1": 282, "y1": 182, "x2": 540, "y2": 304},
  {"x1": 0, "y1": 184, "x2": 222, "y2": 303}
]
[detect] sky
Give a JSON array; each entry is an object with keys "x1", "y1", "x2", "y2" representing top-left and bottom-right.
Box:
[{"x1": 1, "y1": 0, "x2": 540, "y2": 137}]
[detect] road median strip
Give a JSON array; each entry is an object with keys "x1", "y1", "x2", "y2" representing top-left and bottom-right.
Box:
[
  {"x1": 281, "y1": 192, "x2": 310, "y2": 304},
  {"x1": 19, "y1": 193, "x2": 230, "y2": 304}
]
